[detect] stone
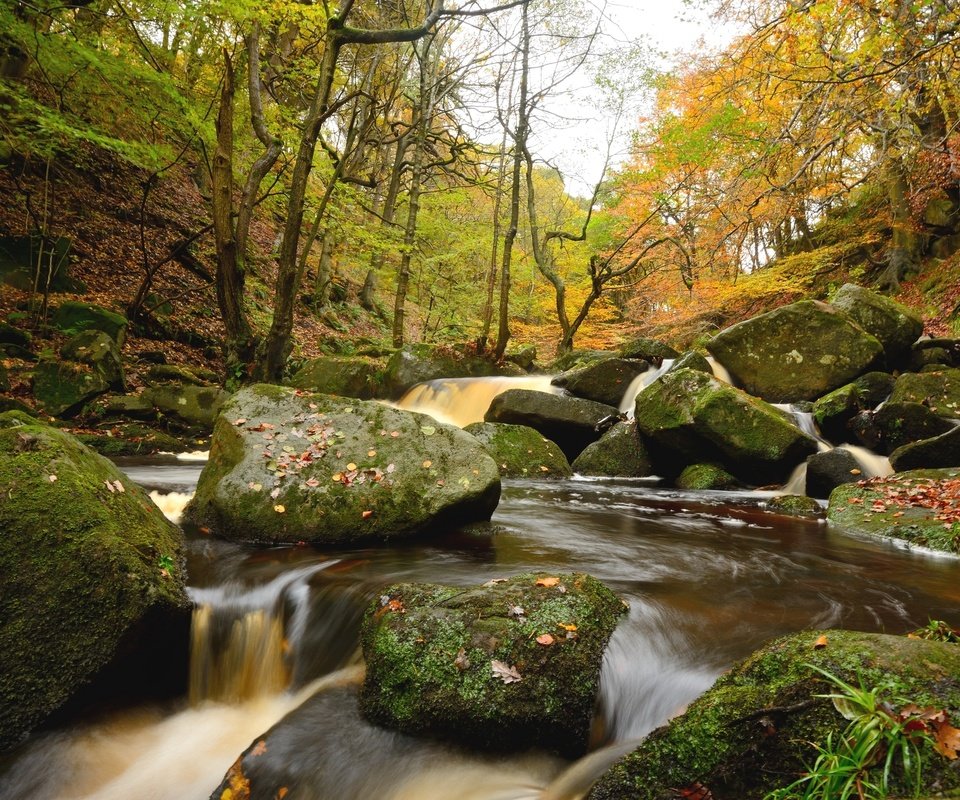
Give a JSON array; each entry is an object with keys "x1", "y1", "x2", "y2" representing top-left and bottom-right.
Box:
[
  {"x1": 827, "y1": 468, "x2": 960, "y2": 553},
  {"x1": 705, "y1": 300, "x2": 884, "y2": 402},
  {"x1": 667, "y1": 350, "x2": 712, "y2": 375},
  {"x1": 360, "y1": 572, "x2": 628, "y2": 757},
  {"x1": 850, "y1": 402, "x2": 954, "y2": 455},
  {"x1": 550, "y1": 349, "x2": 615, "y2": 373},
  {"x1": 551, "y1": 358, "x2": 649, "y2": 407},
  {"x1": 633, "y1": 368, "x2": 818, "y2": 484},
  {"x1": 910, "y1": 347, "x2": 954, "y2": 371},
  {"x1": 484, "y1": 389, "x2": 620, "y2": 461},
  {"x1": 675, "y1": 462, "x2": 740, "y2": 490},
  {"x1": 143, "y1": 364, "x2": 213, "y2": 387},
  {"x1": 382, "y1": 344, "x2": 521, "y2": 398},
  {"x1": 765, "y1": 494, "x2": 823, "y2": 518},
  {"x1": 51, "y1": 301, "x2": 128, "y2": 346},
  {"x1": 464, "y1": 421, "x2": 572, "y2": 478},
  {"x1": 31, "y1": 358, "x2": 109, "y2": 417},
  {"x1": 187, "y1": 384, "x2": 501, "y2": 545},
  {"x1": 588, "y1": 630, "x2": 960, "y2": 800},
  {"x1": 288, "y1": 355, "x2": 387, "y2": 399},
  {"x1": 889, "y1": 369, "x2": 960, "y2": 419},
  {"x1": 811, "y1": 372, "x2": 894, "y2": 443},
  {"x1": 572, "y1": 421, "x2": 654, "y2": 478},
  {"x1": 889, "y1": 427, "x2": 960, "y2": 472},
  {"x1": 0, "y1": 235, "x2": 81, "y2": 293},
  {"x1": 505, "y1": 344, "x2": 537, "y2": 371},
  {"x1": 0, "y1": 413, "x2": 190, "y2": 750},
  {"x1": 618, "y1": 336, "x2": 679, "y2": 363},
  {"x1": 60, "y1": 330, "x2": 124, "y2": 389},
  {"x1": 98, "y1": 394, "x2": 158, "y2": 420},
  {"x1": 830, "y1": 283, "x2": 923, "y2": 365},
  {"x1": 75, "y1": 423, "x2": 187, "y2": 457},
  {"x1": 0, "y1": 363, "x2": 8, "y2": 393},
  {"x1": 0, "y1": 321, "x2": 31, "y2": 348},
  {"x1": 805, "y1": 449, "x2": 863, "y2": 499},
  {"x1": 141, "y1": 384, "x2": 231, "y2": 429}
]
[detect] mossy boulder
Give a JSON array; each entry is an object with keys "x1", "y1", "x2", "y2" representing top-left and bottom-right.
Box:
[
  {"x1": 705, "y1": 300, "x2": 884, "y2": 402},
  {"x1": 51, "y1": 300, "x2": 128, "y2": 346},
  {"x1": 382, "y1": 344, "x2": 521, "y2": 398},
  {"x1": 288, "y1": 355, "x2": 387, "y2": 399},
  {"x1": 141, "y1": 384, "x2": 231, "y2": 430},
  {"x1": 359, "y1": 572, "x2": 628, "y2": 758},
  {"x1": 805, "y1": 448, "x2": 863, "y2": 499},
  {"x1": 0, "y1": 413, "x2": 189, "y2": 751},
  {"x1": 765, "y1": 494, "x2": 822, "y2": 518},
  {"x1": 811, "y1": 371, "x2": 894, "y2": 443},
  {"x1": 505, "y1": 344, "x2": 538, "y2": 371},
  {"x1": 464, "y1": 421, "x2": 572, "y2": 478},
  {"x1": 675, "y1": 462, "x2": 739, "y2": 490},
  {"x1": 0, "y1": 363, "x2": 8, "y2": 393},
  {"x1": 889, "y1": 369, "x2": 960, "y2": 419},
  {"x1": 667, "y1": 350, "x2": 712, "y2": 375},
  {"x1": 633, "y1": 368, "x2": 818, "y2": 484},
  {"x1": 96, "y1": 393, "x2": 158, "y2": 420},
  {"x1": 143, "y1": 364, "x2": 214, "y2": 387},
  {"x1": 827, "y1": 469, "x2": 960, "y2": 553},
  {"x1": 75, "y1": 423, "x2": 187, "y2": 456},
  {"x1": 618, "y1": 337, "x2": 679, "y2": 363},
  {"x1": 572, "y1": 421, "x2": 653, "y2": 478},
  {"x1": 890, "y1": 426, "x2": 960, "y2": 472},
  {"x1": 551, "y1": 358, "x2": 649, "y2": 407},
  {"x1": 187, "y1": 384, "x2": 501, "y2": 545},
  {"x1": 60, "y1": 330, "x2": 124, "y2": 390},
  {"x1": 830, "y1": 283, "x2": 923, "y2": 365},
  {"x1": 31, "y1": 358, "x2": 110, "y2": 417},
  {"x1": 850, "y1": 401, "x2": 954, "y2": 455},
  {"x1": 588, "y1": 630, "x2": 960, "y2": 800},
  {"x1": 551, "y1": 349, "x2": 615, "y2": 372},
  {"x1": 0, "y1": 321, "x2": 31, "y2": 348},
  {"x1": 485, "y1": 389, "x2": 619, "y2": 461}
]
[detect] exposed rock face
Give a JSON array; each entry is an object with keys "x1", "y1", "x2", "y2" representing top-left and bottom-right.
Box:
[
  {"x1": 572, "y1": 421, "x2": 653, "y2": 478},
  {"x1": 382, "y1": 344, "x2": 521, "y2": 398},
  {"x1": 588, "y1": 630, "x2": 960, "y2": 800},
  {"x1": 827, "y1": 468, "x2": 960, "y2": 553},
  {"x1": 675, "y1": 462, "x2": 739, "y2": 490},
  {"x1": 464, "y1": 421, "x2": 572, "y2": 478},
  {"x1": 805, "y1": 449, "x2": 862, "y2": 498},
  {"x1": 60, "y1": 330, "x2": 124, "y2": 389},
  {"x1": 31, "y1": 358, "x2": 109, "y2": 416},
  {"x1": 484, "y1": 389, "x2": 619, "y2": 461},
  {"x1": 850, "y1": 402, "x2": 954, "y2": 455},
  {"x1": 811, "y1": 372, "x2": 894, "y2": 443},
  {"x1": 187, "y1": 384, "x2": 501, "y2": 545},
  {"x1": 889, "y1": 427, "x2": 960, "y2": 472},
  {"x1": 359, "y1": 572, "x2": 628, "y2": 758},
  {"x1": 51, "y1": 300, "x2": 128, "y2": 345},
  {"x1": 0, "y1": 412, "x2": 189, "y2": 751},
  {"x1": 633, "y1": 368, "x2": 818, "y2": 484},
  {"x1": 288, "y1": 355, "x2": 387, "y2": 399},
  {"x1": 618, "y1": 337, "x2": 679, "y2": 363},
  {"x1": 705, "y1": 300, "x2": 884, "y2": 402},
  {"x1": 889, "y1": 368, "x2": 960, "y2": 419},
  {"x1": 552, "y1": 358, "x2": 649, "y2": 407},
  {"x1": 830, "y1": 283, "x2": 923, "y2": 365},
  {"x1": 141, "y1": 384, "x2": 232, "y2": 429},
  {"x1": 667, "y1": 351, "x2": 712, "y2": 375}
]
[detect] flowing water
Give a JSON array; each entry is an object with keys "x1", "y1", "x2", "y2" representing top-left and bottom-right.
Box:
[{"x1": 2, "y1": 378, "x2": 958, "y2": 800}]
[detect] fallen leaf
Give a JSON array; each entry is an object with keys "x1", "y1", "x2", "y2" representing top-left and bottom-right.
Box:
[
  {"x1": 436, "y1": 479, "x2": 445, "y2": 486},
  {"x1": 558, "y1": 623, "x2": 578, "y2": 631},
  {"x1": 361, "y1": 510, "x2": 373, "y2": 519},
  {"x1": 423, "y1": 460, "x2": 433, "y2": 468},
  {"x1": 270, "y1": 487, "x2": 281, "y2": 499},
  {"x1": 454, "y1": 648, "x2": 471, "y2": 671},
  {"x1": 674, "y1": 781, "x2": 715, "y2": 799},
  {"x1": 250, "y1": 740, "x2": 268, "y2": 757},
  {"x1": 332, "y1": 472, "x2": 343, "y2": 482},
  {"x1": 386, "y1": 463, "x2": 396, "y2": 473},
  {"x1": 483, "y1": 578, "x2": 508, "y2": 585},
  {"x1": 233, "y1": 418, "x2": 247, "y2": 425},
  {"x1": 390, "y1": 431, "x2": 400, "y2": 438},
  {"x1": 536, "y1": 633, "x2": 556, "y2": 646},
  {"x1": 274, "y1": 504, "x2": 285, "y2": 513},
  {"x1": 813, "y1": 635, "x2": 828, "y2": 649},
  {"x1": 421, "y1": 425, "x2": 436, "y2": 436},
  {"x1": 347, "y1": 462, "x2": 357, "y2": 471},
  {"x1": 508, "y1": 605, "x2": 525, "y2": 618},
  {"x1": 491, "y1": 660, "x2": 522, "y2": 684},
  {"x1": 48, "y1": 474, "x2": 57, "y2": 482},
  {"x1": 277, "y1": 788, "x2": 288, "y2": 799},
  {"x1": 933, "y1": 719, "x2": 960, "y2": 760},
  {"x1": 535, "y1": 576, "x2": 560, "y2": 587}
]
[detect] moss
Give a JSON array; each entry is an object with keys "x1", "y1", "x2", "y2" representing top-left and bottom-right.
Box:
[
  {"x1": 676, "y1": 463, "x2": 739, "y2": 490},
  {"x1": 572, "y1": 422, "x2": 653, "y2": 478},
  {"x1": 766, "y1": 494, "x2": 823, "y2": 518},
  {"x1": 890, "y1": 369, "x2": 960, "y2": 418},
  {"x1": 464, "y1": 421, "x2": 572, "y2": 478}
]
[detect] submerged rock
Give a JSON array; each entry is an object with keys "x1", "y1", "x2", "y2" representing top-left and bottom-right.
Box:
[
  {"x1": 464, "y1": 421, "x2": 572, "y2": 478},
  {"x1": 572, "y1": 421, "x2": 653, "y2": 478},
  {"x1": 188, "y1": 384, "x2": 501, "y2": 545},
  {"x1": 288, "y1": 355, "x2": 387, "y2": 399},
  {"x1": 765, "y1": 494, "x2": 822, "y2": 518},
  {"x1": 0, "y1": 412, "x2": 189, "y2": 750},
  {"x1": 633, "y1": 368, "x2": 818, "y2": 484},
  {"x1": 359, "y1": 572, "x2": 628, "y2": 758},
  {"x1": 830, "y1": 283, "x2": 923, "y2": 366},
  {"x1": 827, "y1": 468, "x2": 960, "y2": 553},
  {"x1": 551, "y1": 358, "x2": 649, "y2": 407},
  {"x1": 485, "y1": 389, "x2": 619, "y2": 461},
  {"x1": 588, "y1": 630, "x2": 960, "y2": 800},
  {"x1": 705, "y1": 300, "x2": 884, "y2": 402}
]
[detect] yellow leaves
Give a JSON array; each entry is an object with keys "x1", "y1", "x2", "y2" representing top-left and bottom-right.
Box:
[
  {"x1": 219, "y1": 757, "x2": 250, "y2": 800},
  {"x1": 422, "y1": 460, "x2": 433, "y2": 468},
  {"x1": 273, "y1": 504, "x2": 285, "y2": 513},
  {"x1": 813, "y1": 634, "x2": 829, "y2": 649},
  {"x1": 535, "y1": 576, "x2": 560, "y2": 587},
  {"x1": 558, "y1": 623, "x2": 577, "y2": 632},
  {"x1": 934, "y1": 719, "x2": 960, "y2": 760}
]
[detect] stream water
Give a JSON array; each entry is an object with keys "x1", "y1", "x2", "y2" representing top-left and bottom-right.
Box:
[{"x1": 2, "y1": 380, "x2": 959, "y2": 800}]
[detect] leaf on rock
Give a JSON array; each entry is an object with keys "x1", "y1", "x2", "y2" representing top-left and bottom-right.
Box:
[
  {"x1": 491, "y1": 660, "x2": 522, "y2": 684},
  {"x1": 813, "y1": 634, "x2": 828, "y2": 649},
  {"x1": 535, "y1": 576, "x2": 560, "y2": 587},
  {"x1": 250, "y1": 740, "x2": 268, "y2": 757},
  {"x1": 536, "y1": 633, "x2": 555, "y2": 646},
  {"x1": 361, "y1": 510, "x2": 373, "y2": 519},
  {"x1": 274, "y1": 504, "x2": 285, "y2": 513},
  {"x1": 454, "y1": 648, "x2": 471, "y2": 671},
  {"x1": 558, "y1": 623, "x2": 577, "y2": 631},
  {"x1": 933, "y1": 718, "x2": 960, "y2": 760},
  {"x1": 674, "y1": 781, "x2": 715, "y2": 799},
  {"x1": 421, "y1": 426, "x2": 436, "y2": 436},
  {"x1": 423, "y1": 460, "x2": 432, "y2": 468}
]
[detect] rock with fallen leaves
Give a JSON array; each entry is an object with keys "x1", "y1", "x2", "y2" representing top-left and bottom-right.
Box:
[
  {"x1": 588, "y1": 630, "x2": 960, "y2": 800},
  {"x1": 187, "y1": 384, "x2": 501, "y2": 545},
  {"x1": 464, "y1": 421, "x2": 572, "y2": 478},
  {"x1": 827, "y1": 468, "x2": 960, "y2": 553},
  {"x1": 359, "y1": 572, "x2": 628, "y2": 757},
  {"x1": 0, "y1": 411, "x2": 190, "y2": 751}
]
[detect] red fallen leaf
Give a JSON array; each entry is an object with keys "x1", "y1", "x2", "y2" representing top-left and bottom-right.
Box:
[
  {"x1": 536, "y1": 633, "x2": 555, "y2": 646},
  {"x1": 361, "y1": 510, "x2": 373, "y2": 519},
  {"x1": 933, "y1": 718, "x2": 960, "y2": 760},
  {"x1": 813, "y1": 635, "x2": 828, "y2": 649}
]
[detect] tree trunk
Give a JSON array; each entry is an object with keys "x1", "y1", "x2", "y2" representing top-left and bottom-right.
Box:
[{"x1": 879, "y1": 157, "x2": 922, "y2": 291}]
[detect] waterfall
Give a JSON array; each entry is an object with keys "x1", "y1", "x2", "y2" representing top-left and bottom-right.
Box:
[
  {"x1": 619, "y1": 359, "x2": 676, "y2": 415},
  {"x1": 392, "y1": 375, "x2": 561, "y2": 427},
  {"x1": 149, "y1": 490, "x2": 193, "y2": 523}
]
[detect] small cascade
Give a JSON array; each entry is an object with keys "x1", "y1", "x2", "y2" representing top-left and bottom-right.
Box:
[
  {"x1": 773, "y1": 404, "x2": 831, "y2": 452},
  {"x1": 780, "y1": 463, "x2": 808, "y2": 495},
  {"x1": 837, "y1": 444, "x2": 893, "y2": 478},
  {"x1": 706, "y1": 356, "x2": 733, "y2": 385},
  {"x1": 392, "y1": 375, "x2": 561, "y2": 427},
  {"x1": 188, "y1": 561, "x2": 338, "y2": 704},
  {"x1": 619, "y1": 359, "x2": 675, "y2": 415},
  {"x1": 148, "y1": 490, "x2": 194, "y2": 524}
]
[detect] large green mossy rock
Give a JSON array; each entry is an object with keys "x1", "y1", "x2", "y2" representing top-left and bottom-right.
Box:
[
  {"x1": 889, "y1": 368, "x2": 960, "y2": 418},
  {"x1": 618, "y1": 337, "x2": 679, "y2": 362},
  {"x1": 830, "y1": 283, "x2": 923, "y2": 365},
  {"x1": 31, "y1": 358, "x2": 110, "y2": 417},
  {"x1": 849, "y1": 401, "x2": 954, "y2": 455},
  {"x1": 811, "y1": 371, "x2": 894, "y2": 443},
  {"x1": 464, "y1": 421, "x2": 572, "y2": 478},
  {"x1": 0, "y1": 413, "x2": 189, "y2": 751},
  {"x1": 827, "y1": 469, "x2": 960, "y2": 553},
  {"x1": 633, "y1": 368, "x2": 818, "y2": 484},
  {"x1": 705, "y1": 300, "x2": 884, "y2": 402},
  {"x1": 485, "y1": 389, "x2": 619, "y2": 462},
  {"x1": 382, "y1": 344, "x2": 521, "y2": 398},
  {"x1": 552, "y1": 358, "x2": 649, "y2": 407},
  {"x1": 141, "y1": 384, "x2": 231, "y2": 429},
  {"x1": 572, "y1": 422, "x2": 653, "y2": 478},
  {"x1": 675, "y1": 462, "x2": 739, "y2": 490},
  {"x1": 60, "y1": 329, "x2": 124, "y2": 389},
  {"x1": 187, "y1": 384, "x2": 501, "y2": 545},
  {"x1": 588, "y1": 630, "x2": 960, "y2": 800},
  {"x1": 359, "y1": 572, "x2": 628, "y2": 758},
  {"x1": 288, "y1": 355, "x2": 387, "y2": 399},
  {"x1": 890, "y1": 426, "x2": 960, "y2": 471},
  {"x1": 51, "y1": 301, "x2": 127, "y2": 346}
]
